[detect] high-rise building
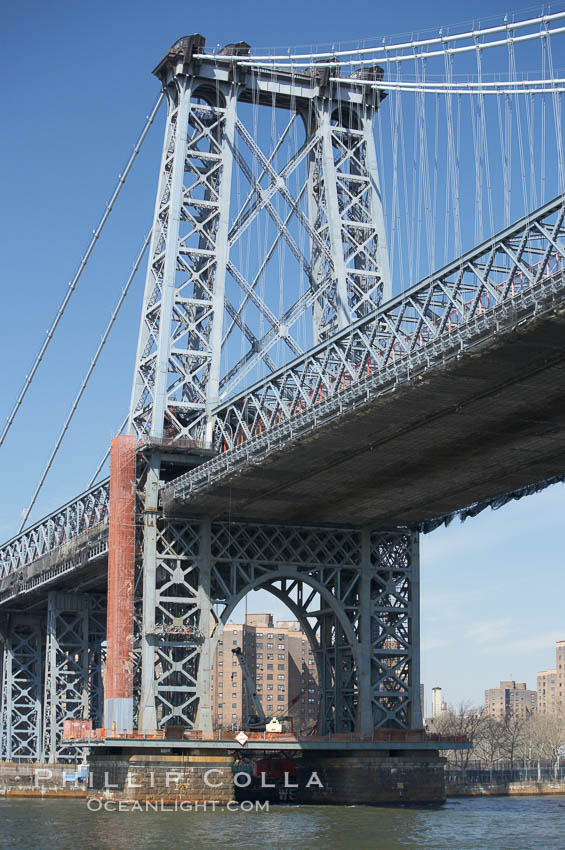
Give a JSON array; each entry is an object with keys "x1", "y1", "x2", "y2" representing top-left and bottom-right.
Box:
[
  {"x1": 537, "y1": 640, "x2": 565, "y2": 714},
  {"x1": 431, "y1": 687, "x2": 443, "y2": 718},
  {"x1": 484, "y1": 681, "x2": 536, "y2": 720},
  {"x1": 210, "y1": 614, "x2": 319, "y2": 731}
]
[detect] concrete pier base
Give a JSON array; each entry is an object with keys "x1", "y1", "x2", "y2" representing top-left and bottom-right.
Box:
[
  {"x1": 295, "y1": 750, "x2": 446, "y2": 804},
  {"x1": 0, "y1": 762, "x2": 87, "y2": 797},
  {"x1": 88, "y1": 749, "x2": 234, "y2": 803},
  {"x1": 87, "y1": 745, "x2": 445, "y2": 805}
]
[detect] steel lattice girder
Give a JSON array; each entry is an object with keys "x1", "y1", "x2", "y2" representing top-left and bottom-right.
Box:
[
  {"x1": 0, "y1": 480, "x2": 109, "y2": 578},
  {"x1": 3, "y1": 204, "x2": 564, "y2": 582},
  {"x1": 137, "y1": 516, "x2": 419, "y2": 733},
  {"x1": 368, "y1": 531, "x2": 420, "y2": 728},
  {"x1": 163, "y1": 192, "x2": 565, "y2": 501},
  {"x1": 42, "y1": 592, "x2": 106, "y2": 763},
  {"x1": 128, "y1": 44, "x2": 391, "y2": 446},
  {"x1": 88, "y1": 594, "x2": 107, "y2": 729},
  {"x1": 0, "y1": 617, "x2": 43, "y2": 761}
]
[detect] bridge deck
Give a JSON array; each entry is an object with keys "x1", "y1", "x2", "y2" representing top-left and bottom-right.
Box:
[
  {"x1": 2, "y1": 196, "x2": 564, "y2": 585},
  {"x1": 163, "y1": 285, "x2": 565, "y2": 527}
]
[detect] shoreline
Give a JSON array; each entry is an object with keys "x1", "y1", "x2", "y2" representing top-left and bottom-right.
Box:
[
  {"x1": 2, "y1": 786, "x2": 565, "y2": 801},
  {"x1": 447, "y1": 781, "x2": 565, "y2": 798}
]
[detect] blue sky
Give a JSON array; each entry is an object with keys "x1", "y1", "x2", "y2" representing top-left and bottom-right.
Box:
[{"x1": 0, "y1": 0, "x2": 564, "y2": 712}]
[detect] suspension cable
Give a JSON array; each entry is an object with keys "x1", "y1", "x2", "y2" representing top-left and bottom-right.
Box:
[
  {"x1": 19, "y1": 230, "x2": 152, "y2": 531},
  {"x1": 0, "y1": 92, "x2": 164, "y2": 452},
  {"x1": 225, "y1": 11, "x2": 565, "y2": 62}
]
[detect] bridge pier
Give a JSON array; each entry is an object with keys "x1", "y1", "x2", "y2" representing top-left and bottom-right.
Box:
[
  {"x1": 84, "y1": 741, "x2": 447, "y2": 805},
  {"x1": 42, "y1": 592, "x2": 106, "y2": 763},
  {"x1": 88, "y1": 747, "x2": 235, "y2": 804},
  {"x1": 0, "y1": 615, "x2": 43, "y2": 761},
  {"x1": 294, "y1": 749, "x2": 445, "y2": 804},
  {"x1": 1, "y1": 597, "x2": 106, "y2": 764},
  {"x1": 131, "y1": 502, "x2": 421, "y2": 735}
]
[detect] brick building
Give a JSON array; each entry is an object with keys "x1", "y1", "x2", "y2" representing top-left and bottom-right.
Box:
[
  {"x1": 484, "y1": 680, "x2": 536, "y2": 720},
  {"x1": 537, "y1": 640, "x2": 565, "y2": 714},
  {"x1": 210, "y1": 614, "x2": 319, "y2": 731}
]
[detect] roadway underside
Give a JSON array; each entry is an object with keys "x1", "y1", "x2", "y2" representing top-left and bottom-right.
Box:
[
  {"x1": 165, "y1": 304, "x2": 565, "y2": 527},
  {"x1": 0, "y1": 524, "x2": 108, "y2": 612}
]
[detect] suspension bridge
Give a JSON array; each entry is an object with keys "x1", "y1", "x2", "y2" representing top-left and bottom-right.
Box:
[{"x1": 0, "y1": 10, "x2": 564, "y2": 803}]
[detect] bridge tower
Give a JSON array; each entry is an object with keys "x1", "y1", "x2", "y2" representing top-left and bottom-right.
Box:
[{"x1": 104, "y1": 35, "x2": 421, "y2": 737}]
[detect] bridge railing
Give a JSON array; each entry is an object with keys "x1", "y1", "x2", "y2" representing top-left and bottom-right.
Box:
[
  {"x1": 0, "y1": 479, "x2": 110, "y2": 578},
  {"x1": 211, "y1": 194, "x2": 565, "y2": 452}
]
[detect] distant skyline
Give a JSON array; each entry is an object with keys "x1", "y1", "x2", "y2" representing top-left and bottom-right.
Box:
[{"x1": 1, "y1": 0, "x2": 564, "y2": 717}]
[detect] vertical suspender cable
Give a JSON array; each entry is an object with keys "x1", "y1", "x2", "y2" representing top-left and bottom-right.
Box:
[
  {"x1": 496, "y1": 91, "x2": 510, "y2": 226},
  {"x1": 509, "y1": 35, "x2": 529, "y2": 213},
  {"x1": 524, "y1": 91, "x2": 537, "y2": 209},
  {"x1": 407, "y1": 57, "x2": 418, "y2": 282},
  {"x1": 431, "y1": 91, "x2": 439, "y2": 273},
  {"x1": 470, "y1": 89, "x2": 482, "y2": 243},
  {"x1": 390, "y1": 70, "x2": 401, "y2": 287},
  {"x1": 412, "y1": 60, "x2": 421, "y2": 281},
  {"x1": 541, "y1": 36, "x2": 547, "y2": 201},
  {"x1": 476, "y1": 43, "x2": 494, "y2": 239},
  {"x1": 398, "y1": 65, "x2": 412, "y2": 288},
  {"x1": 455, "y1": 92, "x2": 462, "y2": 257},
  {"x1": 505, "y1": 39, "x2": 513, "y2": 223},
  {"x1": 417, "y1": 58, "x2": 433, "y2": 277},
  {"x1": 546, "y1": 31, "x2": 565, "y2": 192},
  {"x1": 0, "y1": 92, "x2": 164, "y2": 451}
]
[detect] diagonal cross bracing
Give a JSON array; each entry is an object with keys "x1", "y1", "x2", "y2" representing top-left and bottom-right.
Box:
[
  {"x1": 2, "y1": 197, "x2": 563, "y2": 578},
  {"x1": 0, "y1": 480, "x2": 110, "y2": 577},
  {"x1": 128, "y1": 41, "x2": 392, "y2": 445},
  {"x1": 164, "y1": 192, "x2": 565, "y2": 499}
]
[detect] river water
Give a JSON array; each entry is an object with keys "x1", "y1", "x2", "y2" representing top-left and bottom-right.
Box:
[{"x1": 1, "y1": 795, "x2": 564, "y2": 849}]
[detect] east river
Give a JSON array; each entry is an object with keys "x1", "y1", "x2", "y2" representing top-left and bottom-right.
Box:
[{"x1": 1, "y1": 795, "x2": 564, "y2": 849}]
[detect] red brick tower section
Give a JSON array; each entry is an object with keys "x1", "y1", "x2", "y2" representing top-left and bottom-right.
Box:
[{"x1": 104, "y1": 435, "x2": 136, "y2": 732}]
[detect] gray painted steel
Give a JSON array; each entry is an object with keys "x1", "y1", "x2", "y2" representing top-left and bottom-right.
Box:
[
  {"x1": 0, "y1": 618, "x2": 43, "y2": 761},
  {"x1": 105, "y1": 698, "x2": 133, "y2": 734},
  {"x1": 0, "y1": 35, "x2": 563, "y2": 760},
  {"x1": 136, "y1": 516, "x2": 420, "y2": 734}
]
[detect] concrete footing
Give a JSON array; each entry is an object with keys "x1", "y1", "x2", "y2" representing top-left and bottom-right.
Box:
[
  {"x1": 0, "y1": 762, "x2": 86, "y2": 797},
  {"x1": 88, "y1": 749, "x2": 235, "y2": 804},
  {"x1": 294, "y1": 750, "x2": 446, "y2": 804},
  {"x1": 87, "y1": 746, "x2": 446, "y2": 805}
]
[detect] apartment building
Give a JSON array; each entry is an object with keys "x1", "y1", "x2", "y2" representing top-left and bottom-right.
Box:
[
  {"x1": 485, "y1": 680, "x2": 536, "y2": 720},
  {"x1": 210, "y1": 614, "x2": 319, "y2": 731},
  {"x1": 537, "y1": 640, "x2": 565, "y2": 714}
]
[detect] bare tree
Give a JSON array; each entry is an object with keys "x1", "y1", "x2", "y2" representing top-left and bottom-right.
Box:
[
  {"x1": 516, "y1": 712, "x2": 540, "y2": 770},
  {"x1": 532, "y1": 711, "x2": 565, "y2": 778},
  {"x1": 500, "y1": 712, "x2": 528, "y2": 768},
  {"x1": 434, "y1": 703, "x2": 486, "y2": 770},
  {"x1": 473, "y1": 716, "x2": 505, "y2": 776}
]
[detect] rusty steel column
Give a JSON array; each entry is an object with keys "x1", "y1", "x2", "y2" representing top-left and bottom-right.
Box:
[{"x1": 104, "y1": 435, "x2": 136, "y2": 731}]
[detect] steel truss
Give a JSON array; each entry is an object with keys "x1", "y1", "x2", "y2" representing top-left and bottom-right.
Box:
[
  {"x1": 88, "y1": 594, "x2": 107, "y2": 731},
  {"x1": 3, "y1": 196, "x2": 563, "y2": 579},
  {"x1": 0, "y1": 617, "x2": 43, "y2": 760},
  {"x1": 138, "y1": 516, "x2": 419, "y2": 733},
  {"x1": 42, "y1": 592, "x2": 106, "y2": 763},
  {"x1": 128, "y1": 35, "x2": 391, "y2": 447},
  {"x1": 0, "y1": 480, "x2": 109, "y2": 577},
  {"x1": 165, "y1": 193, "x2": 565, "y2": 468}
]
